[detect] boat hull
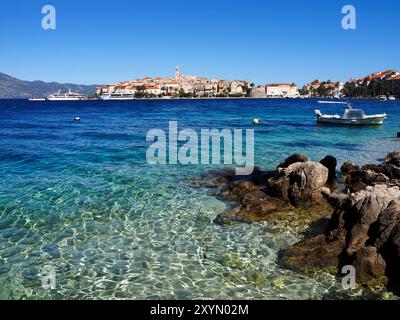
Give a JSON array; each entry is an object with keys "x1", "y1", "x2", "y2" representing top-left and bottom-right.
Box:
[
  {"x1": 317, "y1": 116, "x2": 386, "y2": 125},
  {"x1": 99, "y1": 97, "x2": 135, "y2": 101},
  {"x1": 99, "y1": 94, "x2": 136, "y2": 100},
  {"x1": 47, "y1": 97, "x2": 87, "y2": 101}
]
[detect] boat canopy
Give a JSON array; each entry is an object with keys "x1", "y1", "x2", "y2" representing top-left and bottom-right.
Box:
[{"x1": 342, "y1": 109, "x2": 366, "y2": 119}]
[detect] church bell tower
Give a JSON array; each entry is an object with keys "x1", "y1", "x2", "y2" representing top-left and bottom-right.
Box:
[{"x1": 175, "y1": 66, "x2": 181, "y2": 79}]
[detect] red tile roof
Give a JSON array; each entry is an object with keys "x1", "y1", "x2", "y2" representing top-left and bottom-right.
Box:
[
  {"x1": 388, "y1": 74, "x2": 400, "y2": 81},
  {"x1": 365, "y1": 70, "x2": 397, "y2": 81}
]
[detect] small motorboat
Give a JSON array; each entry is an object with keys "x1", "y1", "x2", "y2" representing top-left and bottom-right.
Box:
[
  {"x1": 314, "y1": 102, "x2": 387, "y2": 125},
  {"x1": 388, "y1": 96, "x2": 396, "y2": 101},
  {"x1": 379, "y1": 95, "x2": 388, "y2": 101}
]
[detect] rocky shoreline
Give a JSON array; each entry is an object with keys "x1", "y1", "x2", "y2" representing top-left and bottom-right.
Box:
[{"x1": 197, "y1": 152, "x2": 400, "y2": 296}]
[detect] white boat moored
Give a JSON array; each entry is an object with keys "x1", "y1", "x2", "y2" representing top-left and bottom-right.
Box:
[
  {"x1": 98, "y1": 93, "x2": 135, "y2": 100},
  {"x1": 314, "y1": 102, "x2": 387, "y2": 125}
]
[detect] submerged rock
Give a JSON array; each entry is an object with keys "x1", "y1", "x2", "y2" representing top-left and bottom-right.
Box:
[
  {"x1": 215, "y1": 190, "x2": 288, "y2": 225},
  {"x1": 281, "y1": 233, "x2": 343, "y2": 275}
]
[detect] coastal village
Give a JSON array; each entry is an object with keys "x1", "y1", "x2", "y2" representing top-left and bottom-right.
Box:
[
  {"x1": 95, "y1": 67, "x2": 400, "y2": 100},
  {"x1": 96, "y1": 66, "x2": 255, "y2": 99}
]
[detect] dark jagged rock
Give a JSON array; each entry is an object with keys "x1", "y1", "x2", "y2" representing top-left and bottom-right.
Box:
[
  {"x1": 341, "y1": 162, "x2": 360, "y2": 176},
  {"x1": 325, "y1": 192, "x2": 348, "y2": 208},
  {"x1": 215, "y1": 179, "x2": 290, "y2": 224},
  {"x1": 206, "y1": 154, "x2": 336, "y2": 225},
  {"x1": 320, "y1": 155, "x2": 337, "y2": 182},
  {"x1": 353, "y1": 246, "x2": 386, "y2": 279},
  {"x1": 384, "y1": 151, "x2": 400, "y2": 166},
  {"x1": 341, "y1": 152, "x2": 400, "y2": 193},
  {"x1": 277, "y1": 153, "x2": 308, "y2": 169},
  {"x1": 346, "y1": 169, "x2": 390, "y2": 193},
  {"x1": 282, "y1": 184, "x2": 400, "y2": 293},
  {"x1": 198, "y1": 151, "x2": 400, "y2": 294}
]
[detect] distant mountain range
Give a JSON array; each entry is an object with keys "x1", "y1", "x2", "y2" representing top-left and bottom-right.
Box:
[{"x1": 0, "y1": 72, "x2": 100, "y2": 99}]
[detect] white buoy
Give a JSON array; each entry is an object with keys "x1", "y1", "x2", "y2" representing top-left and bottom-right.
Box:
[
  {"x1": 252, "y1": 118, "x2": 259, "y2": 125},
  {"x1": 74, "y1": 117, "x2": 81, "y2": 122}
]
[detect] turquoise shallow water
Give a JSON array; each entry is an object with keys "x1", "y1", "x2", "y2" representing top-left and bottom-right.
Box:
[{"x1": 0, "y1": 98, "x2": 399, "y2": 299}]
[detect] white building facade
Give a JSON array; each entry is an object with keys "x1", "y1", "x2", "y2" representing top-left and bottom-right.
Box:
[{"x1": 265, "y1": 84, "x2": 300, "y2": 98}]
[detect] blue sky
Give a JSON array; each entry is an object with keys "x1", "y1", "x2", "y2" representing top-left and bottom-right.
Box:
[{"x1": 0, "y1": 0, "x2": 399, "y2": 86}]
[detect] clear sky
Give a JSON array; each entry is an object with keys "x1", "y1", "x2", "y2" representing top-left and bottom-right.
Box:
[{"x1": 0, "y1": 0, "x2": 399, "y2": 86}]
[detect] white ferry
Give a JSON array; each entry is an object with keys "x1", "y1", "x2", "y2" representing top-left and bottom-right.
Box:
[{"x1": 47, "y1": 90, "x2": 88, "y2": 101}]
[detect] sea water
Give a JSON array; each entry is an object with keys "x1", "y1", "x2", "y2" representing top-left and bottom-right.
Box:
[{"x1": 0, "y1": 98, "x2": 399, "y2": 299}]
